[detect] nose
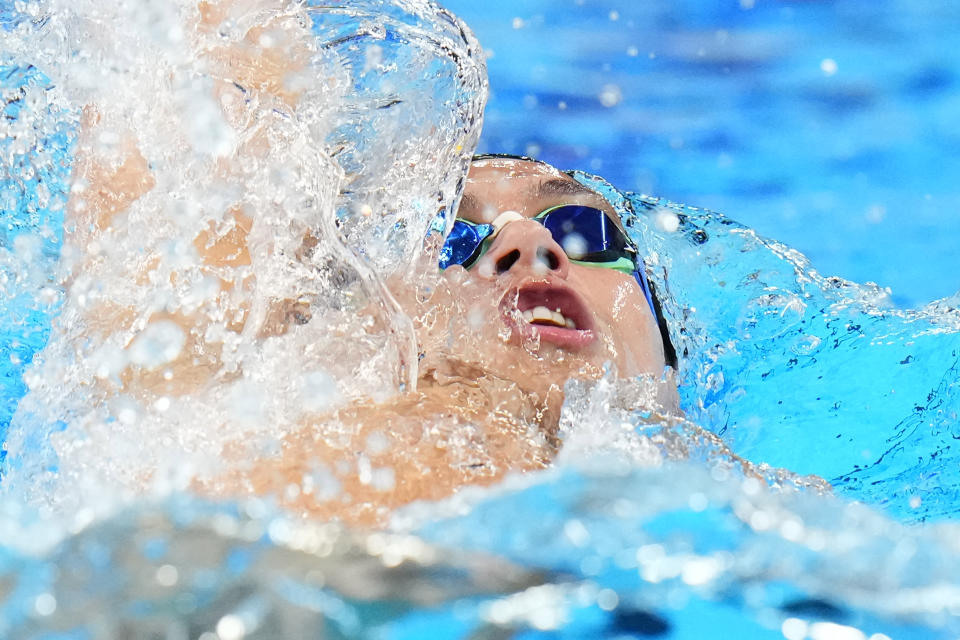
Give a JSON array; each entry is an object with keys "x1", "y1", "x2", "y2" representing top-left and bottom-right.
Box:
[{"x1": 480, "y1": 219, "x2": 570, "y2": 279}]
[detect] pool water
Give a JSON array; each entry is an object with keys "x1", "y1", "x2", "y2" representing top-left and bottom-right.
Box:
[
  {"x1": 2, "y1": 1, "x2": 960, "y2": 638},
  {"x1": 442, "y1": 0, "x2": 960, "y2": 309}
]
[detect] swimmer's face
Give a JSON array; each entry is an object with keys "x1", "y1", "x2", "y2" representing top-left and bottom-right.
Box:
[{"x1": 432, "y1": 158, "x2": 667, "y2": 383}]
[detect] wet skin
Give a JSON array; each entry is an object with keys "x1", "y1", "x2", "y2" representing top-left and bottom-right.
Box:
[
  {"x1": 243, "y1": 158, "x2": 677, "y2": 526},
  {"x1": 446, "y1": 157, "x2": 668, "y2": 380}
]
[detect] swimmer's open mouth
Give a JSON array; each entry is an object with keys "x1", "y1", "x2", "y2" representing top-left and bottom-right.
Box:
[{"x1": 500, "y1": 282, "x2": 596, "y2": 350}]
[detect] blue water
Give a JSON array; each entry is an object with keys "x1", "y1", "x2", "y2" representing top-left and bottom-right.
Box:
[
  {"x1": 3, "y1": 1, "x2": 960, "y2": 638},
  {"x1": 0, "y1": 62, "x2": 71, "y2": 441},
  {"x1": 442, "y1": 0, "x2": 960, "y2": 309}
]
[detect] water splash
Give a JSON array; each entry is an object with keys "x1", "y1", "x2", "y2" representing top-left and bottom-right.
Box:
[
  {"x1": 0, "y1": 0, "x2": 486, "y2": 517},
  {"x1": 571, "y1": 169, "x2": 960, "y2": 523},
  {"x1": 0, "y1": 61, "x2": 73, "y2": 441},
  {"x1": 3, "y1": 1, "x2": 960, "y2": 638}
]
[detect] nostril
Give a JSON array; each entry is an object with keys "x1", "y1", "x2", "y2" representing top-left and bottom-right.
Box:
[
  {"x1": 496, "y1": 250, "x2": 520, "y2": 274},
  {"x1": 537, "y1": 247, "x2": 560, "y2": 271}
]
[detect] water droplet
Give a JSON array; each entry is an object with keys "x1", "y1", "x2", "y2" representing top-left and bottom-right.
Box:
[
  {"x1": 34, "y1": 593, "x2": 57, "y2": 616},
  {"x1": 128, "y1": 321, "x2": 185, "y2": 370},
  {"x1": 155, "y1": 564, "x2": 179, "y2": 586},
  {"x1": 562, "y1": 233, "x2": 587, "y2": 258},
  {"x1": 655, "y1": 210, "x2": 680, "y2": 233},
  {"x1": 688, "y1": 492, "x2": 708, "y2": 511},
  {"x1": 865, "y1": 204, "x2": 885, "y2": 223},
  {"x1": 216, "y1": 614, "x2": 246, "y2": 640},
  {"x1": 782, "y1": 618, "x2": 808, "y2": 640},
  {"x1": 598, "y1": 84, "x2": 622, "y2": 108},
  {"x1": 597, "y1": 588, "x2": 619, "y2": 610}
]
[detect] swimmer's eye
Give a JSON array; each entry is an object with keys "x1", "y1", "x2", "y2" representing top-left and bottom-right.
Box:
[
  {"x1": 438, "y1": 219, "x2": 494, "y2": 270},
  {"x1": 438, "y1": 205, "x2": 635, "y2": 271},
  {"x1": 438, "y1": 204, "x2": 659, "y2": 321}
]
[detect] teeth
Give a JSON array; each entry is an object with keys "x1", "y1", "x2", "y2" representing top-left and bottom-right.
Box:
[
  {"x1": 521, "y1": 305, "x2": 577, "y2": 330},
  {"x1": 531, "y1": 306, "x2": 554, "y2": 323}
]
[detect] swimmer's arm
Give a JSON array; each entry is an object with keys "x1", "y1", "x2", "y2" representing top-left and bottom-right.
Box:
[
  {"x1": 68, "y1": 0, "x2": 313, "y2": 245},
  {"x1": 63, "y1": 1, "x2": 318, "y2": 396},
  {"x1": 211, "y1": 383, "x2": 556, "y2": 528},
  {"x1": 197, "y1": 0, "x2": 314, "y2": 111}
]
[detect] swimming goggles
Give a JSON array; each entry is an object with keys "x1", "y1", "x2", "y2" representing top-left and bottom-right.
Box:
[{"x1": 438, "y1": 204, "x2": 658, "y2": 319}]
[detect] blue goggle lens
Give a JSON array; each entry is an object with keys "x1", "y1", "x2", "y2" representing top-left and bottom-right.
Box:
[
  {"x1": 540, "y1": 205, "x2": 628, "y2": 261},
  {"x1": 438, "y1": 220, "x2": 493, "y2": 270},
  {"x1": 439, "y1": 205, "x2": 632, "y2": 269},
  {"x1": 437, "y1": 204, "x2": 659, "y2": 322}
]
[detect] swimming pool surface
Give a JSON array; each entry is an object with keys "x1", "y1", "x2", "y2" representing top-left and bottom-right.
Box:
[
  {"x1": 442, "y1": 0, "x2": 960, "y2": 308},
  {"x1": 2, "y1": 1, "x2": 960, "y2": 638}
]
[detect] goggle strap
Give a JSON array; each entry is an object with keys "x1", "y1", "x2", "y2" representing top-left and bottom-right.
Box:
[{"x1": 633, "y1": 269, "x2": 659, "y2": 323}]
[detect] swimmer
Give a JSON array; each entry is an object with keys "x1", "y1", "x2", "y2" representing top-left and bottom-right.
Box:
[
  {"x1": 17, "y1": 0, "x2": 682, "y2": 526},
  {"x1": 229, "y1": 155, "x2": 681, "y2": 525}
]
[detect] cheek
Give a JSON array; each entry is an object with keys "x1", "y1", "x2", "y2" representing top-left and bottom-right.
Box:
[
  {"x1": 574, "y1": 270, "x2": 664, "y2": 372},
  {"x1": 436, "y1": 273, "x2": 501, "y2": 338},
  {"x1": 575, "y1": 269, "x2": 647, "y2": 325},
  {"x1": 413, "y1": 271, "x2": 514, "y2": 370},
  {"x1": 611, "y1": 280, "x2": 639, "y2": 321}
]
